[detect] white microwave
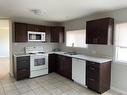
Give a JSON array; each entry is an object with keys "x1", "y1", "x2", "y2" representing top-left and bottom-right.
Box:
[{"x1": 28, "y1": 31, "x2": 46, "y2": 42}]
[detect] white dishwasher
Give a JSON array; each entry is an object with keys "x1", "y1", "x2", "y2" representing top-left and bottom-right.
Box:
[{"x1": 72, "y1": 58, "x2": 86, "y2": 86}]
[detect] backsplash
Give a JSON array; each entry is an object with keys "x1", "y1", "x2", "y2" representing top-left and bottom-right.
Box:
[
  {"x1": 59, "y1": 43, "x2": 113, "y2": 58},
  {"x1": 12, "y1": 42, "x2": 59, "y2": 54}
]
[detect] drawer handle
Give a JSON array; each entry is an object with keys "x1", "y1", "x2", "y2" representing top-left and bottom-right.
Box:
[
  {"x1": 90, "y1": 67, "x2": 95, "y2": 70},
  {"x1": 89, "y1": 78, "x2": 95, "y2": 82},
  {"x1": 91, "y1": 63, "x2": 95, "y2": 65},
  {"x1": 21, "y1": 69, "x2": 27, "y2": 72}
]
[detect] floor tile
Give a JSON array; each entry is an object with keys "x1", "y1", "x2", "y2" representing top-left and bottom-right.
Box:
[
  {"x1": 0, "y1": 87, "x2": 5, "y2": 95},
  {"x1": 3, "y1": 83, "x2": 17, "y2": 92},
  {"x1": 21, "y1": 91, "x2": 36, "y2": 95},
  {"x1": 33, "y1": 87, "x2": 51, "y2": 95},
  {"x1": 0, "y1": 73, "x2": 123, "y2": 95},
  {"x1": 18, "y1": 86, "x2": 32, "y2": 94},
  {"x1": 5, "y1": 89, "x2": 20, "y2": 95}
]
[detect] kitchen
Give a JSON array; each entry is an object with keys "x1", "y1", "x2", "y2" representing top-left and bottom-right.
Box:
[{"x1": 0, "y1": 0, "x2": 127, "y2": 95}]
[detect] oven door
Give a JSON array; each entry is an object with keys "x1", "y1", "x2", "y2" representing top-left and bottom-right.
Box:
[{"x1": 30, "y1": 54, "x2": 48, "y2": 71}]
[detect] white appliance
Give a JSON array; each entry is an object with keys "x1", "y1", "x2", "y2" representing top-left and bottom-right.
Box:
[
  {"x1": 28, "y1": 31, "x2": 45, "y2": 42},
  {"x1": 25, "y1": 46, "x2": 48, "y2": 78},
  {"x1": 72, "y1": 58, "x2": 86, "y2": 86}
]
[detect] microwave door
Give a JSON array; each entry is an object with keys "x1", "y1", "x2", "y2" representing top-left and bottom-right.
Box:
[
  {"x1": 28, "y1": 31, "x2": 46, "y2": 41},
  {"x1": 36, "y1": 34, "x2": 42, "y2": 40},
  {"x1": 29, "y1": 34, "x2": 36, "y2": 40}
]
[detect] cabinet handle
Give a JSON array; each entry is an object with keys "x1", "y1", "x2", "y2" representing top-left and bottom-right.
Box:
[
  {"x1": 91, "y1": 63, "x2": 95, "y2": 65},
  {"x1": 90, "y1": 67, "x2": 95, "y2": 70},
  {"x1": 89, "y1": 78, "x2": 95, "y2": 82},
  {"x1": 22, "y1": 69, "x2": 26, "y2": 72}
]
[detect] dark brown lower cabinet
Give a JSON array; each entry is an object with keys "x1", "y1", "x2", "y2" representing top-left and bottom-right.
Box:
[
  {"x1": 57, "y1": 55, "x2": 72, "y2": 80},
  {"x1": 48, "y1": 54, "x2": 57, "y2": 73},
  {"x1": 14, "y1": 56, "x2": 30, "y2": 80},
  {"x1": 48, "y1": 54, "x2": 72, "y2": 80},
  {"x1": 86, "y1": 61, "x2": 111, "y2": 94}
]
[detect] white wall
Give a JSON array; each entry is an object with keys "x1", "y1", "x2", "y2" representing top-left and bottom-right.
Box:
[
  {"x1": 0, "y1": 20, "x2": 9, "y2": 57},
  {"x1": 61, "y1": 8, "x2": 127, "y2": 94}
]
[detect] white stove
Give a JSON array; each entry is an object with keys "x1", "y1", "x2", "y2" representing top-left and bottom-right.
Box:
[{"x1": 25, "y1": 46, "x2": 48, "y2": 78}]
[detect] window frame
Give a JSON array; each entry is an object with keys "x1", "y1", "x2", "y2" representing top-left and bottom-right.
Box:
[
  {"x1": 65, "y1": 29, "x2": 87, "y2": 48},
  {"x1": 114, "y1": 23, "x2": 127, "y2": 64}
]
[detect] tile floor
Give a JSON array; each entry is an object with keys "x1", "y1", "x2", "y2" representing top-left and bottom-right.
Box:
[{"x1": 0, "y1": 73, "x2": 124, "y2": 95}]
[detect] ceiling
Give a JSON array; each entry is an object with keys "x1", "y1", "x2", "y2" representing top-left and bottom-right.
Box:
[{"x1": 0, "y1": 0, "x2": 127, "y2": 22}]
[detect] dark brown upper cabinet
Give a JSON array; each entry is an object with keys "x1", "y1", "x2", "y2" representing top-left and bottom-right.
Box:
[
  {"x1": 14, "y1": 22, "x2": 27, "y2": 42},
  {"x1": 86, "y1": 17, "x2": 114, "y2": 45},
  {"x1": 14, "y1": 22, "x2": 64, "y2": 43},
  {"x1": 27, "y1": 24, "x2": 37, "y2": 31},
  {"x1": 50, "y1": 26, "x2": 64, "y2": 43},
  {"x1": 27, "y1": 24, "x2": 45, "y2": 32}
]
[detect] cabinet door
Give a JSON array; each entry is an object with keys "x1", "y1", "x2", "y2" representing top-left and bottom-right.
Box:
[
  {"x1": 27, "y1": 24, "x2": 46, "y2": 32},
  {"x1": 57, "y1": 55, "x2": 72, "y2": 79},
  {"x1": 15, "y1": 22, "x2": 27, "y2": 42},
  {"x1": 16, "y1": 56, "x2": 30, "y2": 70},
  {"x1": 37, "y1": 25, "x2": 45, "y2": 32},
  {"x1": 86, "y1": 17, "x2": 114, "y2": 45},
  {"x1": 86, "y1": 21, "x2": 98, "y2": 44},
  {"x1": 27, "y1": 24, "x2": 38, "y2": 31},
  {"x1": 48, "y1": 54, "x2": 57, "y2": 73},
  {"x1": 17, "y1": 69, "x2": 30, "y2": 80},
  {"x1": 56, "y1": 55, "x2": 63, "y2": 75},
  {"x1": 62, "y1": 56, "x2": 72, "y2": 79},
  {"x1": 50, "y1": 26, "x2": 64, "y2": 43},
  {"x1": 14, "y1": 56, "x2": 30, "y2": 80}
]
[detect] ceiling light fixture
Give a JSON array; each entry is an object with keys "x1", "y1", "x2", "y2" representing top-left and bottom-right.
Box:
[{"x1": 31, "y1": 9, "x2": 42, "y2": 15}]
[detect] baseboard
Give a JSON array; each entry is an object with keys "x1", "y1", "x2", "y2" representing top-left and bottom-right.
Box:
[
  {"x1": 9, "y1": 72, "x2": 13, "y2": 77},
  {"x1": 111, "y1": 86, "x2": 127, "y2": 94}
]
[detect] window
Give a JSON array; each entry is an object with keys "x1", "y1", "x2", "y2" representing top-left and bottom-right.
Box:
[
  {"x1": 66, "y1": 29, "x2": 87, "y2": 48},
  {"x1": 115, "y1": 23, "x2": 127, "y2": 62}
]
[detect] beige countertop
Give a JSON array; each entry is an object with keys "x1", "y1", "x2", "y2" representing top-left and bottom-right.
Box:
[
  {"x1": 50, "y1": 52, "x2": 112, "y2": 63},
  {"x1": 14, "y1": 51, "x2": 112, "y2": 63}
]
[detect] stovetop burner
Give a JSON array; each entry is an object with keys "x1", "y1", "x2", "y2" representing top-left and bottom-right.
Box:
[
  {"x1": 37, "y1": 52, "x2": 45, "y2": 54},
  {"x1": 28, "y1": 52, "x2": 46, "y2": 55},
  {"x1": 28, "y1": 53, "x2": 36, "y2": 54}
]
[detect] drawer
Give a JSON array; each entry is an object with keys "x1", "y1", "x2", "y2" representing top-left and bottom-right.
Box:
[
  {"x1": 87, "y1": 77, "x2": 99, "y2": 91},
  {"x1": 86, "y1": 61, "x2": 100, "y2": 68},
  {"x1": 87, "y1": 73, "x2": 99, "y2": 81},
  {"x1": 87, "y1": 66, "x2": 99, "y2": 75},
  {"x1": 17, "y1": 61, "x2": 30, "y2": 70},
  {"x1": 17, "y1": 56, "x2": 30, "y2": 62},
  {"x1": 87, "y1": 65, "x2": 99, "y2": 72},
  {"x1": 17, "y1": 69, "x2": 30, "y2": 80},
  {"x1": 86, "y1": 73, "x2": 99, "y2": 81}
]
